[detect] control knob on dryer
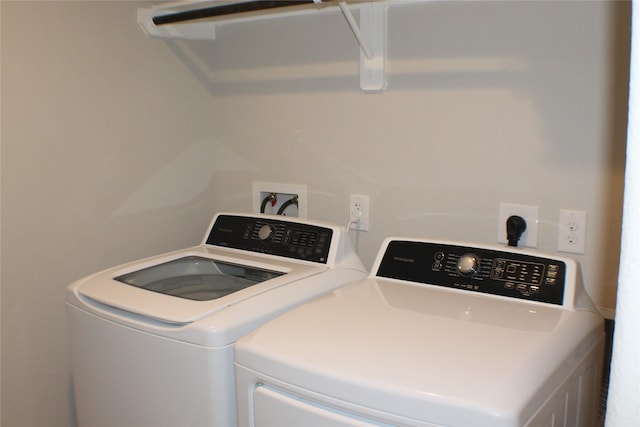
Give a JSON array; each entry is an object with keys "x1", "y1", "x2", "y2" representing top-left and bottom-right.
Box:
[{"x1": 457, "y1": 254, "x2": 480, "y2": 276}]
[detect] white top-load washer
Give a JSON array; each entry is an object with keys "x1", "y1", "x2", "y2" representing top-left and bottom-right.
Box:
[
  {"x1": 66, "y1": 212, "x2": 366, "y2": 427},
  {"x1": 235, "y1": 238, "x2": 605, "y2": 427}
]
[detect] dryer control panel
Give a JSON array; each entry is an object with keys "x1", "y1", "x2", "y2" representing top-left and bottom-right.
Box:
[
  {"x1": 206, "y1": 214, "x2": 333, "y2": 264},
  {"x1": 376, "y1": 240, "x2": 566, "y2": 305}
]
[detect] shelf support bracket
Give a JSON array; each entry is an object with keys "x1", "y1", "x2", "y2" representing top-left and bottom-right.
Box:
[
  {"x1": 138, "y1": 0, "x2": 388, "y2": 92},
  {"x1": 338, "y1": 2, "x2": 387, "y2": 93}
]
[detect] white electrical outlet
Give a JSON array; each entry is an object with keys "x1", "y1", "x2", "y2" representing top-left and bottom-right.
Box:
[
  {"x1": 497, "y1": 203, "x2": 539, "y2": 248},
  {"x1": 349, "y1": 194, "x2": 370, "y2": 231},
  {"x1": 558, "y1": 209, "x2": 586, "y2": 254},
  {"x1": 252, "y1": 182, "x2": 307, "y2": 218}
]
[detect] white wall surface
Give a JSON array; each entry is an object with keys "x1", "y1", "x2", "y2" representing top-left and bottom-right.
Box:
[
  {"x1": 1, "y1": 2, "x2": 216, "y2": 426},
  {"x1": 202, "y1": 0, "x2": 629, "y2": 312},
  {"x1": 0, "y1": 1, "x2": 630, "y2": 427}
]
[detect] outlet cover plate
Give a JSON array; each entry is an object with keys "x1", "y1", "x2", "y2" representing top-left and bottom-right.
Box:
[
  {"x1": 349, "y1": 194, "x2": 370, "y2": 231},
  {"x1": 558, "y1": 209, "x2": 586, "y2": 254},
  {"x1": 497, "y1": 203, "x2": 539, "y2": 248}
]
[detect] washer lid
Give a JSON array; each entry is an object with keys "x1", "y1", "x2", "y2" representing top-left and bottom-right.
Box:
[
  {"x1": 113, "y1": 256, "x2": 284, "y2": 302},
  {"x1": 235, "y1": 278, "x2": 604, "y2": 425},
  {"x1": 72, "y1": 248, "x2": 324, "y2": 325}
]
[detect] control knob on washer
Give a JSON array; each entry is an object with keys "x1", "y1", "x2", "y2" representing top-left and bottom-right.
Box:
[
  {"x1": 457, "y1": 254, "x2": 480, "y2": 276},
  {"x1": 258, "y1": 224, "x2": 273, "y2": 240}
]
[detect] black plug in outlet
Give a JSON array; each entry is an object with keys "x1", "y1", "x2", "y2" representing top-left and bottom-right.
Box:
[{"x1": 506, "y1": 215, "x2": 527, "y2": 247}]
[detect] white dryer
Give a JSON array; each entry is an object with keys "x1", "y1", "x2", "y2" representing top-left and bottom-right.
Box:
[
  {"x1": 235, "y1": 238, "x2": 605, "y2": 427},
  {"x1": 66, "y1": 213, "x2": 366, "y2": 427}
]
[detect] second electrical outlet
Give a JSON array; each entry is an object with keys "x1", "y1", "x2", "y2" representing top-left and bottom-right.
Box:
[{"x1": 349, "y1": 194, "x2": 370, "y2": 231}]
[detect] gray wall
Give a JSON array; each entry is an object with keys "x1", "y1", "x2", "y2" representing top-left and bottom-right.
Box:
[
  {"x1": 1, "y1": 1, "x2": 630, "y2": 426},
  {"x1": 2, "y1": 2, "x2": 216, "y2": 426}
]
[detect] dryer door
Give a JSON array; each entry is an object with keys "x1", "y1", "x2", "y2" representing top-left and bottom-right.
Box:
[{"x1": 253, "y1": 385, "x2": 394, "y2": 427}]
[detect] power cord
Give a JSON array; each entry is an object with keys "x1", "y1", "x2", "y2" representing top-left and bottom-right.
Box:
[{"x1": 346, "y1": 212, "x2": 363, "y2": 253}]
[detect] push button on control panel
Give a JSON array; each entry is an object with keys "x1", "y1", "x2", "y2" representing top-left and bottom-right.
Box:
[
  {"x1": 432, "y1": 252, "x2": 445, "y2": 271},
  {"x1": 545, "y1": 264, "x2": 559, "y2": 285}
]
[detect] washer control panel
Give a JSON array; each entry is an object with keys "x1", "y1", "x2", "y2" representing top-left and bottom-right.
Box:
[
  {"x1": 206, "y1": 214, "x2": 332, "y2": 264},
  {"x1": 376, "y1": 240, "x2": 566, "y2": 305}
]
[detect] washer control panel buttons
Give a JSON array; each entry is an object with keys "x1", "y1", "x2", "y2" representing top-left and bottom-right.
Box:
[{"x1": 207, "y1": 215, "x2": 333, "y2": 264}]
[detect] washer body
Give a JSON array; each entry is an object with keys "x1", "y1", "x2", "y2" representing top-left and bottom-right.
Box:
[
  {"x1": 66, "y1": 213, "x2": 366, "y2": 427},
  {"x1": 235, "y1": 238, "x2": 605, "y2": 427}
]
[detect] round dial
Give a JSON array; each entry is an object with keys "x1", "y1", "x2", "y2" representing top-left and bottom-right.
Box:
[
  {"x1": 457, "y1": 254, "x2": 480, "y2": 276},
  {"x1": 258, "y1": 224, "x2": 273, "y2": 241}
]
